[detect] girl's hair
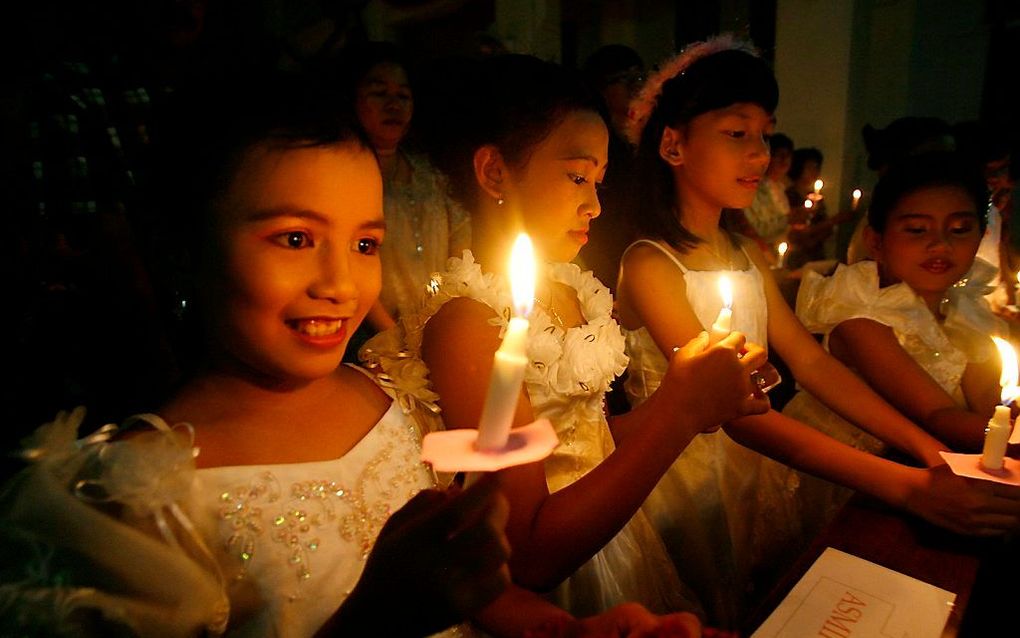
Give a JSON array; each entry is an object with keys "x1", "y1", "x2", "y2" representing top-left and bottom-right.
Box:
[
  {"x1": 769, "y1": 132, "x2": 794, "y2": 154},
  {"x1": 867, "y1": 151, "x2": 988, "y2": 233},
  {"x1": 143, "y1": 70, "x2": 370, "y2": 379},
  {"x1": 631, "y1": 40, "x2": 778, "y2": 251},
  {"x1": 416, "y1": 54, "x2": 605, "y2": 209},
  {"x1": 788, "y1": 147, "x2": 823, "y2": 181}
]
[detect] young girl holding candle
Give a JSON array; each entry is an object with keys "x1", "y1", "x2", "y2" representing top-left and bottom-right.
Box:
[
  {"x1": 785, "y1": 152, "x2": 1007, "y2": 463},
  {"x1": 0, "y1": 72, "x2": 704, "y2": 638},
  {"x1": 364, "y1": 53, "x2": 771, "y2": 618},
  {"x1": 615, "y1": 35, "x2": 1020, "y2": 628}
]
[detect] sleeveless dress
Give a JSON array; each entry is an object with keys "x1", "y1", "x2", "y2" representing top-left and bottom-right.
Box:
[
  {"x1": 362, "y1": 250, "x2": 695, "y2": 617},
  {"x1": 782, "y1": 259, "x2": 1005, "y2": 527},
  {"x1": 0, "y1": 367, "x2": 466, "y2": 637},
  {"x1": 622, "y1": 239, "x2": 802, "y2": 629}
]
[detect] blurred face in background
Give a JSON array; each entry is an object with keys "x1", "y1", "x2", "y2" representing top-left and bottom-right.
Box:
[{"x1": 355, "y1": 62, "x2": 413, "y2": 154}]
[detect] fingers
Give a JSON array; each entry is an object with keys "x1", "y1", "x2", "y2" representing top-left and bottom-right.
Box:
[
  {"x1": 737, "y1": 341, "x2": 768, "y2": 372},
  {"x1": 673, "y1": 331, "x2": 709, "y2": 359},
  {"x1": 740, "y1": 394, "x2": 772, "y2": 416},
  {"x1": 716, "y1": 330, "x2": 747, "y2": 353}
]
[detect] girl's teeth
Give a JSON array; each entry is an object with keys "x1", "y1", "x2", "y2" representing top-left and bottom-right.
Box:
[{"x1": 294, "y1": 320, "x2": 341, "y2": 336}]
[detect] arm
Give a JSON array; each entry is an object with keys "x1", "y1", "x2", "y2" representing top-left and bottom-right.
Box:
[
  {"x1": 827, "y1": 317, "x2": 998, "y2": 451},
  {"x1": 748, "y1": 243, "x2": 949, "y2": 466},
  {"x1": 422, "y1": 296, "x2": 766, "y2": 590}
]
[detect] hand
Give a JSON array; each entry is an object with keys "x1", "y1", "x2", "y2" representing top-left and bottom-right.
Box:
[
  {"x1": 904, "y1": 464, "x2": 1020, "y2": 536},
  {"x1": 663, "y1": 331, "x2": 771, "y2": 433},
  {"x1": 326, "y1": 475, "x2": 510, "y2": 636},
  {"x1": 523, "y1": 603, "x2": 702, "y2": 637}
]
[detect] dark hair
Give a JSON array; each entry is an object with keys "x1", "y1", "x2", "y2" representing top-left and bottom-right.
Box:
[
  {"x1": 862, "y1": 117, "x2": 954, "y2": 172},
  {"x1": 329, "y1": 40, "x2": 414, "y2": 102},
  {"x1": 867, "y1": 152, "x2": 988, "y2": 233},
  {"x1": 769, "y1": 132, "x2": 794, "y2": 154},
  {"x1": 417, "y1": 54, "x2": 605, "y2": 209},
  {"x1": 143, "y1": 70, "x2": 369, "y2": 375},
  {"x1": 788, "y1": 147, "x2": 823, "y2": 181},
  {"x1": 583, "y1": 44, "x2": 644, "y2": 89},
  {"x1": 633, "y1": 46, "x2": 778, "y2": 251}
]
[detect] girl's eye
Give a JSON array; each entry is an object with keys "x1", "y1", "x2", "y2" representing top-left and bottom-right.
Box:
[
  {"x1": 356, "y1": 237, "x2": 381, "y2": 255},
  {"x1": 725, "y1": 130, "x2": 746, "y2": 139},
  {"x1": 274, "y1": 231, "x2": 312, "y2": 249},
  {"x1": 950, "y1": 224, "x2": 976, "y2": 235},
  {"x1": 903, "y1": 227, "x2": 928, "y2": 235},
  {"x1": 570, "y1": 174, "x2": 589, "y2": 185}
]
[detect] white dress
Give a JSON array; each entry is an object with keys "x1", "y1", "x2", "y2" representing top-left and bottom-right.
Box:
[
  {"x1": 379, "y1": 150, "x2": 471, "y2": 320},
  {"x1": 0, "y1": 368, "x2": 465, "y2": 637},
  {"x1": 363, "y1": 250, "x2": 695, "y2": 617},
  {"x1": 622, "y1": 239, "x2": 802, "y2": 629},
  {"x1": 783, "y1": 259, "x2": 1005, "y2": 526}
]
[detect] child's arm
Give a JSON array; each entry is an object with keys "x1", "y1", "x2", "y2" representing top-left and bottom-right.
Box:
[
  {"x1": 422, "y1": 296, "x2": 767, "y2": 591},
  {"x1": 748, "y1": 242, "x2": 949, "y2": 466},
  {"x1": 828, "y1": 317, "x2": 998, "y2": 451}
]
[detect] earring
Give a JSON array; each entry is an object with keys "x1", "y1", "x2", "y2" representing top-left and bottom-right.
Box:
[{"x1": 496, "y1": 195, "x2": 505, "y2": 206}]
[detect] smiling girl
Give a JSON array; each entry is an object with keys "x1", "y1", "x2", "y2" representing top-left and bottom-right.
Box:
[
  {"x1": 365, "y1": 54, "x2": 770, "y2": 618},
  {"x1": 615, "y1": 36, "x2": 1020, "y2": 628}
]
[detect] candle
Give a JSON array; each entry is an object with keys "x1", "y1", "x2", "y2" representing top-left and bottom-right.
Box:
[
  {"x1": 776, "y1": 241, "x2": 788, "y2": 269},
  {"x1": 984, "y1": 337, "x2": 1019, "y2": 470},
  {"x1": 851, "y1": 188, "x2": 862, "y2": 211},
  {"x1": 709, "y1": 275, "x2": 733, "y2": 346},
  {"x1": 813, "y1": 179, "x2": 824, "y2": 196},
  {"x1": 476, "y1": 233, "x2": 536, "y2": 451},
  {"x1": 803, "y1": 198, "x2": 814, "y2": 210}
]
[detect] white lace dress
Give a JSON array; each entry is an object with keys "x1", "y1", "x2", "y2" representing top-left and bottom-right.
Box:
[
  {"x1": 622, "y1": 239, "x2": 802, "y2": 629},
  {"x1": 0, "y1": 368, "x2": 466, "y2": 638},
  {"x1": 783, "y1": 259, "x2": 1005, "y2": 526},
  {"x1": 363, "y1": 250, "x2": 694, "y2": 617}
]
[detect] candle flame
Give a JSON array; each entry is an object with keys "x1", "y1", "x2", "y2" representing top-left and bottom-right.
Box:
[
  {"x1": 719, "y1": 275, "x2": 733, "y2": 309},
  {"x1": 993, "y1": 336, "x2": 1020, "y2": 404},
  {"x1": 852, "y1": 188, "x2": 862, "y2": 199},
  {"x1": 814, "y1": 179, "x2": 824, "y2": 192},
  {"x1": 804, "y1": 198, "x2": 814, "y2": 209},
  {"x1": 777, "y1": 241, "x2": 788, "y2": 256},
  {"x1": 510, "y1": 233, "x2": 536, "y2": 317}
]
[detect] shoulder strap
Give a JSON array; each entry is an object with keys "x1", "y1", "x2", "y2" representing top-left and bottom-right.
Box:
[{"x1": 626, "y1": 238, "x2": 688, "y2": 273}]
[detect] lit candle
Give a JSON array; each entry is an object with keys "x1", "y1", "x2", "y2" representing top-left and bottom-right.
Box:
[
  {"x1": 776, "y1": 241, "x2": 788, "y2": 269},
  {"x1": 983, "y1": 337, "x2": 1018, "y2": 470},
  {"x1": 709, "y1": 275, "x2": 733, "y2": 346},
  {"x1": 813, "y1": 179, "x2": 824, "y2": 196},
  {"x1": 851, "y1": 188, "x2": 862, "y2": 211},
  {"x1": 803, "y1": 198, "x2": 814, "y2": 210},
  {"x1": 476, "y1": 233, "x2": 536, "y2": 451}
]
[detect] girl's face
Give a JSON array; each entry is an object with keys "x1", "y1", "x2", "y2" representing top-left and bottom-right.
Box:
[
  {"x1": 670, "y1": 102, "x2": 772, "y2": 213},
  {"x1": 503, "y1": 109, "x2": 608, "y2": 263},
  {"x1": 202, "y1": 144, "x2": 384, "y2": 384},
  {"x1": 767, "y1": 146, "x2": 792, "y2": 181},
  {"x1": 867, "y1": 185, "x2": 982, "y2": 307},
  {"x1": 355, "y1": 62, "x2": 413, "y2": 153}
]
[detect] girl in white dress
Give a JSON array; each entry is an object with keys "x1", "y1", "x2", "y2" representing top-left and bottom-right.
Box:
[
  {"x1": 0, "y1": 72, "x2": 702, "y2": 638},
  {"x1": 615, "y1": 35, "x2": 1020, "y2": 628},
  {"x1": 364, "y1": 54, "x2": 770, "y2": 620},
  {"x1": 784, "y1": 152, "x2": 1009, "y2": 520}
]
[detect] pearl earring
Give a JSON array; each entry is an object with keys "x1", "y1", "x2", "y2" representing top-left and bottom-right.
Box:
[{"x1": 496, "y1": 195, "x2": 505, "y2": 206}]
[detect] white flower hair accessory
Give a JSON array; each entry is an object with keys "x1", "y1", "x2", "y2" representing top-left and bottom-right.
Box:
[{"x1": 625, "y1": 33, "x2": 759, "y2": 146}]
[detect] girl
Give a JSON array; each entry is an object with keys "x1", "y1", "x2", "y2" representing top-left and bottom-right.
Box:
[
  {"x1": 0, "y1": 72, "x2": 701, "y2": 638},
  {"x1": 365, "y1": 54, "x2": 770, "y2": 617},
  {"x1": 785, "y1": 152, "x2": 1005, "y2": 457},
  {"x1": 615, "y1": 36, "x2": 1020, "y2": 628}
]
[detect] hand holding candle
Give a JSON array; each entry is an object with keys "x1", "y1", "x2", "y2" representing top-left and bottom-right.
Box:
[
  {"x1": 709, "y1": 275, "x2": 733, "y2": 346},
  {"x1": 983, "y1": 337, "x2": 1018, "y2": 470}
]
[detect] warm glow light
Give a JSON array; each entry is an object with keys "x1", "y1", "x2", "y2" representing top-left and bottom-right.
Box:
[
  {"x1": 777, "y1": 241, "x2": 788, "y2": 257},
  {"x1": 1015, "y1": 270, "x2": 1019, "y2": 286},
  {"x1": 719, "y1": 275, "x2": 733, "y2": 309},
  {"x1": 993, "y1": 337, "x2": 1020, "y2": 404},
  {"x1": 852, "y1": 188, "x2": 862, "y2": 200},
  {"x1": 804, "y1": 199, "x2": 814, "y2": 209},
  {"x1": 814, "y1": 179, "x2": 824, "y2": 193},
  {"x1": 510, "y1": 233, "x2": 536, "y2": 317}
]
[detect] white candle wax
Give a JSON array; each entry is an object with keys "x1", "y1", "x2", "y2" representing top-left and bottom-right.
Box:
[
  {"x1": 475, "y1": 233, "x2": 536, "y2": 452},
  {"x1": 776, "y1": 241, "x2": 788, "y2": 269},
  {"x1": 709, "y1": 275, "x2": 733, "y2": 346},
  {"x1": 813, "y1": 179, "x2": 823, "y2": 196},
  {"x1": 851, "y1": 188, "x2": 862, "y2": 211},
  {"x1": 981, "y1": 405, "x2": 1011, "y2": 471},
  {"x1": 476, "y1": 317, "x2": 529, "y2": 450}
]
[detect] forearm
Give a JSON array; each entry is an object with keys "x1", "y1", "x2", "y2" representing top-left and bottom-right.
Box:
[
  {"x1": 792, "y1": 352, "x2": 948, "y2": 465},
  {"x1": 472, "y1": 584, "x2": 573, "y2": 638},
  {"x1": 924, "y1": 406, "x2": 989, "y2": 452},
  {"x1": 510, "y1": 393, "x2": 697, "y2": 589}
]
